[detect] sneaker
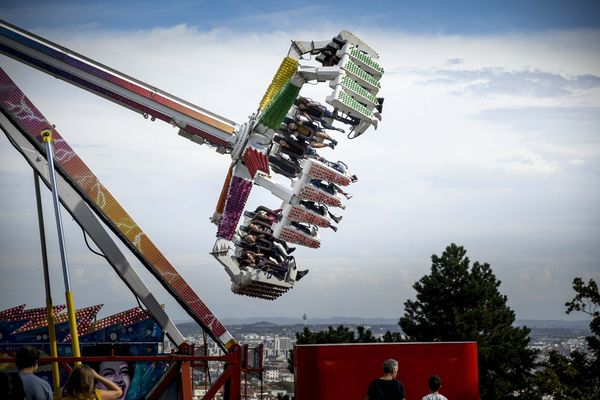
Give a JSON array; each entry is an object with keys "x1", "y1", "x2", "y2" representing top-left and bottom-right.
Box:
[
  {"x1": 296, "y1": 269, "x2": 309, "y2": 281},
  {"x1": 329, "y1": 214, "x2": 343, "y2": 224},
  {"x1": 328, "y1": 142, "x2": 336, "y2": 149},
  {"x1": 329, "y1": 225, "x2": 338, "y2": 232},
  {"x1": 287, "y1": 247, "x2": 296, "y2": 254}
]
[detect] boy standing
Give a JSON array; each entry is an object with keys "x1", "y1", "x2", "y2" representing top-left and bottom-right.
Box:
[
  {"x1": 16, "y1": 346, "x2": 52, "y2": 400},
  {"x1": 422, "y1": 375, "x2": 448, "y2": 400}
]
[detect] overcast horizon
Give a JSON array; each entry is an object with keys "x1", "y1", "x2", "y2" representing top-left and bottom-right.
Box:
[{"x1": 1, "y1": 1, "x2": 599, "y2": 325}]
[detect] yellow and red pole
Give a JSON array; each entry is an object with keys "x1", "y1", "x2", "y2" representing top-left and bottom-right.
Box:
[{"x1": 41, "y1": 129, "x2": 81, "y2": 365}]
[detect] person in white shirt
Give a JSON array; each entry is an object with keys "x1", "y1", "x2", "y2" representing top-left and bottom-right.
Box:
[{"x1": 422, "y1": 374, "x2": 448, "y2": 400}]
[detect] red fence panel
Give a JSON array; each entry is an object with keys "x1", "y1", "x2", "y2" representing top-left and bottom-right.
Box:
[{"x1": 295, "y1": 342, "x2": 479, "y2": 400}]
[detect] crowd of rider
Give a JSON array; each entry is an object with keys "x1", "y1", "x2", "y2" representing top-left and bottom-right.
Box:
[
  {"x1": 236, "y1": 96, "x2": 358, "y2": 282},
  {"x1": 268, "y1": 96, "x2": 358, "y2": 183},
  {"x1": 235, "y1": 206, "x2": 309, "y2": 282}
]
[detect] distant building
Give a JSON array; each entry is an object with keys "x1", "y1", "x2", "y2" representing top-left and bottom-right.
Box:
[
  {"x1": 280, "y1": 372, "x2": 294, "y2": 382},
  {"x1": 264, "y1": 369, "x2": 280, "y2": 382},
  {"x1": 274, "y1": 335, "x2": 293, "y2": 357}
]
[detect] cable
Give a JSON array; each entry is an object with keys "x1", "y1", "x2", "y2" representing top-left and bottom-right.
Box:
[
  {"x1": 79, "y1": 224, "x2": 107, "y2": 260},
  {"x1": 204, "y1": 330, "x2": 212, "y2": 386},
  {"x1": 78, "y1": 223, "x2": 147, "y2": 312}
]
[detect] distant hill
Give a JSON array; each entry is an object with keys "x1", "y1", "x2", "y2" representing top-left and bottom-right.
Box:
[
  {"x1": 178, "y1": 317, "x2": 397, "y2": 330},
  {"x1": 515, "y1": 319, "x2": 591, "y2": 329},
  {"x1": 176, "y1": 318, "x2": 592, "y2": 336},
  {"x1": 178, "y1": 317, "x2": 591, "y2": 328},
  {"x1": 220, "y1": 316, "x2": 398, "y2": 326}
]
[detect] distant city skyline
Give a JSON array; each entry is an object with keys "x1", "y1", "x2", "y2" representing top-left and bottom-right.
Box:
[{"x1": 1, "y1": 1, "x2": 599, "y2": 323}]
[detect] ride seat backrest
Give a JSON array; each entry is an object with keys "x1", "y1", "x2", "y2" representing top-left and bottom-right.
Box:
[
  {"x1": 277, "y1": 133, "x2": 309, "y2": 159},
  {"x1": 269, "y1": 155, "x2": 301, "y2": 173},
  {"x1": 251, "y1": 230, "x2": 275, "y2": 242},
  {"x1": 282, "y1": 134, "x2": 309, "y2": 152},
  {"x1": 258, "y1": 258, "x2": 286, "y2": 271},
  {"x1": 248, "y1": 219, "x2": 274, "y2": 233},
  {"x1": 292, "y1": 222, "x2": 314, "y2": 236},
  {"x1": 250, "y1": 214, "x2": 274, "y2": 225},
  {"x1": 279, "y1": 144, "x2": 304, "y2": 160},
  {"x1": 300, "y1": 200, "x2": 323, "y2": 214},
  {"x1": 271, "y1": 164, "x2": 298, "y2": 179},
  {"x1": 255, "y1": 238, "x2": 273, "y2": 252},
  {"x1": 255, "y1": 206, "x2": 280, "y2": 219}
]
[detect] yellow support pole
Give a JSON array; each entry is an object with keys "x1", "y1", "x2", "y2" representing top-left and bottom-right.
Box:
[
  {"x1": 42, "y1": 129, "x2": 81, "y2": 365},
  {"x1": 65, "y1": 291, "x2": 81, "y2": 365},
  {"x1": 45, "y1": 299, "x2": 61, "y2": 396},
  {"x1": 34, "y1": 172, "x2": 61, "y2": 397}
]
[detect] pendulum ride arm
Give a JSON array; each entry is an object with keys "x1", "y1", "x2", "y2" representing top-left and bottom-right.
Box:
[{"x1": 0, "y1": 20, "x2": 237, "y2": 151}]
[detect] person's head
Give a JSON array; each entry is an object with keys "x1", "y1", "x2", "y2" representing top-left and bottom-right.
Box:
[
  {"x1": 62, "y1": 364, "x2": 96, "y2": 398},
  {"x1": 383, "y1": 359, "x2": 398, "y2": 376},
  {"x1": 278, "y1": 139, "x2": 288, "y2": 148},
  {"x1": 98, "y1": 361, "x2": 131, "y2": 400},
  {"x1": 15, "y1": 346, "x2": 41, "y2": 371},
  {"x1": 287, "y1": 122, "x2": 298, "y2": 131},
  {"x1": 244, "y1": 234, "x2": 256, "y2": 244},
  {"x1": 428, "y1": 374, "x2": 442, "y2": 392}
]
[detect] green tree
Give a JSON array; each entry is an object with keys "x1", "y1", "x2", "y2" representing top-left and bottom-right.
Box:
[
  {"x1": 380, "y1": 330, "x2": 404, "y2": 342},
  {"x1": 525, "y1": 278, "x2": 600, "y2": 400},
  {"x1": 400, "y1": 243, "x2": 537, "y2": 399},
  {"x1": 566, "y1": 277, "x2": 600, "y2": 361},
  {"x1": 287, "y1": 325, "x2": 380, "y2": 372},
  {"x1": 356, "y1": 325, "x2": 379, "y2": 343},
  {"x1": 526, "y1": 350, "x2": 596, "y2": 400}
]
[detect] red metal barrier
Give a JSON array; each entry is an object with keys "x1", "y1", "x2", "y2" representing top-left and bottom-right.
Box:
[
  {"x1": 1, "y1": 351, "x2": 244, "y2": 400},
  {"x1": 294, "y1": 342, "x2": 479, "y2": 400}
]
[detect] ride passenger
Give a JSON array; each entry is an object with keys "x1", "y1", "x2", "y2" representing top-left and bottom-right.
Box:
[
  {"x1": 269, "y1": 153, "x2": 302, "y2": 179},
  {"x1": 299, "y1": 200, "x2": 343, "y2": 224},
  {"x1": 310, "y1": 179, "x2": 353, "y2": 200},
  {"x1": 294, "y1": 96, "x2": 344, "y2": 132},
  {"x1": 285, "y1": 118, "x2": 338, "y2": 149}
]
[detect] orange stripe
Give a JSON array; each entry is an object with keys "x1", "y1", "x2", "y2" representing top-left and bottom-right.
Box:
[
  {"x1": 117, "y1": 80, "x2": 235, "y2": 134},
  {"x1": 216, "y1": 167, "x2": 233, "y2": 214}
]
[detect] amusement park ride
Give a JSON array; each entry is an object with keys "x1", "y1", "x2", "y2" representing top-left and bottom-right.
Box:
[{"x1": 0, "y1": 20, "x2": 385, "y2": 398}]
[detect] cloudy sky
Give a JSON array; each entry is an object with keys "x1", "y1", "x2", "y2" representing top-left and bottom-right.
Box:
[{"x1": 1, "y1": 1, "x2": 599, "y2": 325}]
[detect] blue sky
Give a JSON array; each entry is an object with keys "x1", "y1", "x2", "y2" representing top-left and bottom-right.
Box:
[
  {"x1": 0, "y1": 1, "x2": 599, "y2": 323},
  {"x1": 3, "y1": 0, "x2": 600, "y2": 33}
]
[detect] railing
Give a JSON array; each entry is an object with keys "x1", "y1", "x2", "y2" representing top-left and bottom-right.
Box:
[{"x1": 2, "y1": 343, "x2": 252, "y2": 400}]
